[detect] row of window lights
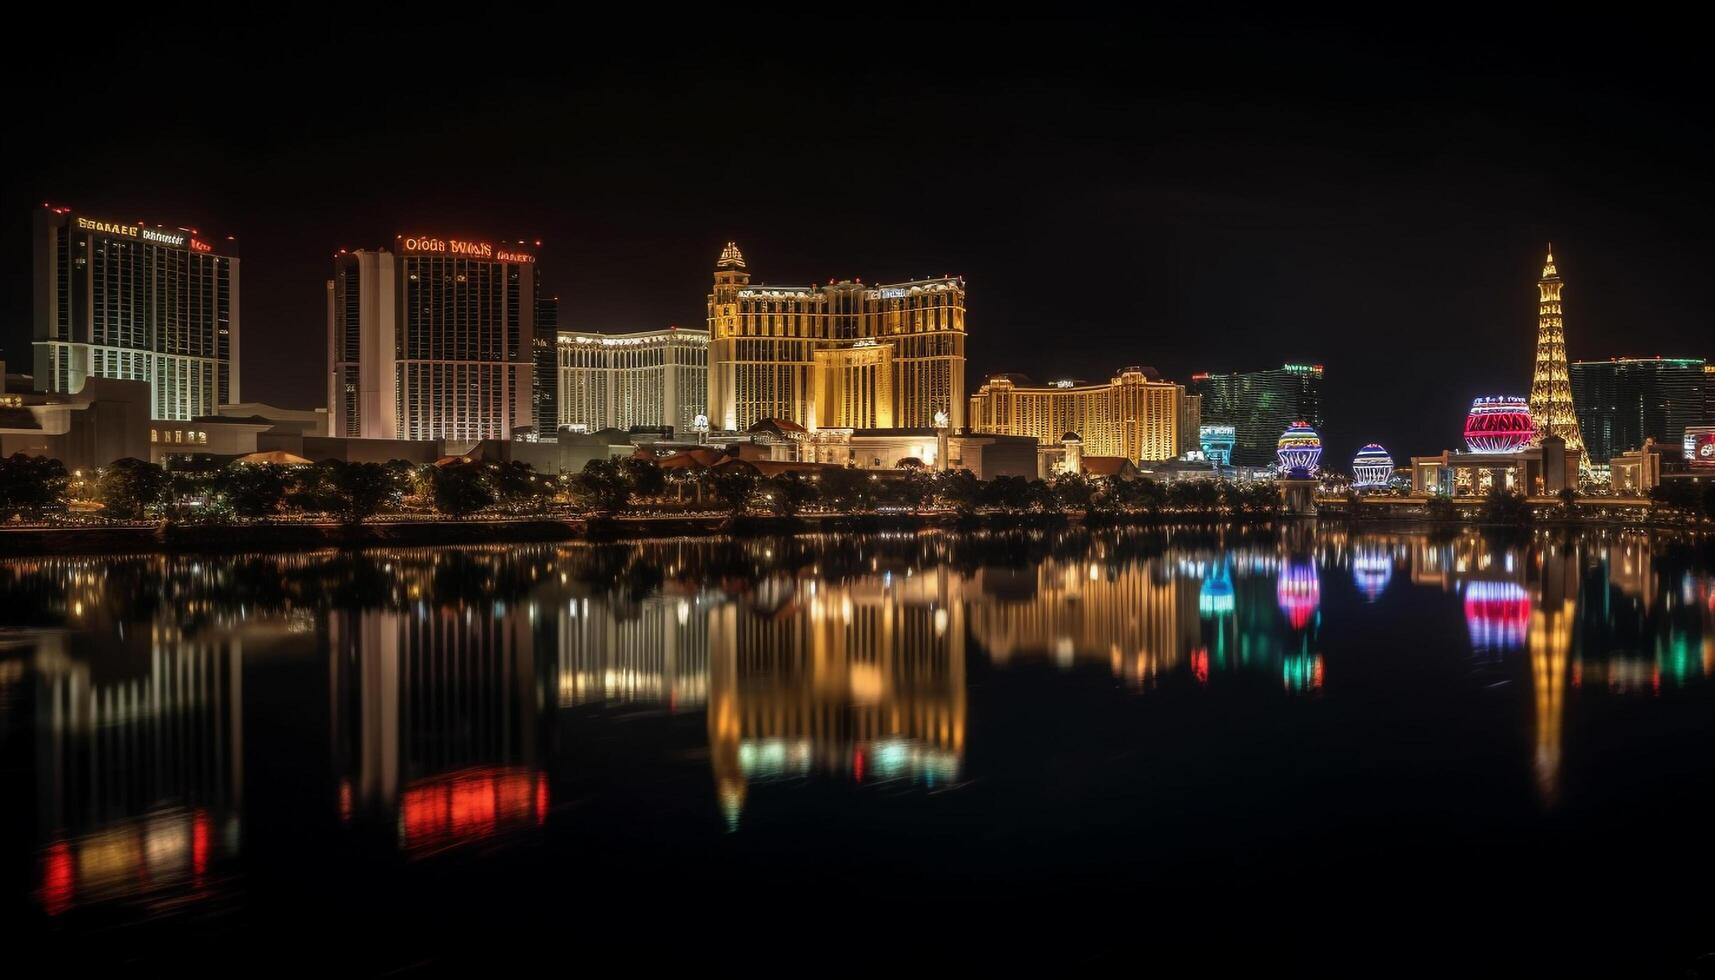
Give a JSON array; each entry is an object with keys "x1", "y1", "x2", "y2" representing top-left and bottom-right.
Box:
[{"x1": 150, "y1": 429, "x2": 209, "y2": 445}]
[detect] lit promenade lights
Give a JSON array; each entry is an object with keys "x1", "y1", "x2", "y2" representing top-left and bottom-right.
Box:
[
  {"x1": 1275, "y1": 422, "x2": 1323, "y2": 476},
  {"x1": 1351, "y1": 444, "x2": 1394, "y2": 488},
  {"x1": 1463, "y1": 397, "x2": 1535, "y2": 453}
]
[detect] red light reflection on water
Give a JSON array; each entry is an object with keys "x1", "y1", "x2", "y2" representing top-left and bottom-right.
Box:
[
  {"x1": 399, "y1": 767, "x2": 547, "y2": 855},
  {"x1": 36, "y1": 808, "x2": 226, "y2": 913},
  {"x1": 41, "y1": 842, "x2": 74, "y2": 915},
  {"x1": 192, "y1": 810, "x2": 211, "y2": 884}
]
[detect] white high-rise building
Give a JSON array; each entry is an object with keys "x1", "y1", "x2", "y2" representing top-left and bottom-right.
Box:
[
  {"x1": 555, "y1": 327, "x2": 708, "y2": 435},
  {"x1": 327, "y1": 236, "x2": 539, "y2": 442},
  {"x1": 33, "y1": 205, "x2": 240, "y2": 421}
]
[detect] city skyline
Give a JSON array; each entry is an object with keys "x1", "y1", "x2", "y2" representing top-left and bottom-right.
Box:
[
  {"x1": 7, "y1": 17, "x2": 1714, "y2": 974},
  {"x1": 3, "y1": 18, "x2": 1710, "y2": 466}
]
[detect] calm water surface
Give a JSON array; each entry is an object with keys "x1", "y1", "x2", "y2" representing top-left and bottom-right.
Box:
[{"x1": 5, "y1": 526, "x2": 1713, "y2": 975}]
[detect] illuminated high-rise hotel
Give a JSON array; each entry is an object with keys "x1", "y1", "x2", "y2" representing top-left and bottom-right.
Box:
[
  {"x1": 1191, "y1": 363, "x2": 1325, "y2": 466},
  {"x1": 1569, "y1": 356, "x2": 1709, "y2": 463},
  {"x1": 1529, "y1": 245, "x2": 1586, "y2": 460},
  {"x1": 555, "y1": 326, "x2": 709, "y2": 434},
  {"x1": 706, "y1": 242, "x2": 966, "y2": 432},
  {"x1": 327, "y1": 236, "x2": 539, "y2": 442},
  {"x1": 967, "y1": 368, "x2": 1187, "y2": 461},
  {"x1": 32, "y1": 205, "x2": 239, "y2": 420}
]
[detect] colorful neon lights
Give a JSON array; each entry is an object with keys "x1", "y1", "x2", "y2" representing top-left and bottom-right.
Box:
[
  {"x1": 1199, "y1": 564, "x2": 1235, "y2": 617},
  {"x1": 1352, "y1": 547, "x2": 1393, "y2": 601},
  {"x1": 1463, "y1": 581, "x2": 1531, "y2": 652},
  {"x1": 1276, "y1": 422, "x2": 1323, "y2": 475},
  {"x1": 1685, "y1": 427, "x2": 1715, "y2": 466},
  {"x1": 398, "y1": 235, "x2": 536, "y2": 263},
  {"x1": 1464, "y1": 397, "x2": 1534, "y2": 454},
  {"x1": 1351, "y1": 443, "x2": 1394, "y2": 487},
  {"x1": 1277, "y1": 561, "x2": 1320, "y2": 629}
]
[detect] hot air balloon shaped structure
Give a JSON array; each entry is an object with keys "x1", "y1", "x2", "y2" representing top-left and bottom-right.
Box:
[
  {"x1": 1351, "y1": 444, "x2": 1394, "y2": 488},
  {"x1": 1276, "y1": 422, "x2": 1323, "y2": 476},
  {"x1": 1463, "y1": 397, "x2": 1534, "y2": 453}
]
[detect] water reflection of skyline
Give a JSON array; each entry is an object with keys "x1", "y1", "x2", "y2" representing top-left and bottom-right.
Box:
[
  {"x1": 11, "y1": 585, "x2": 249, "y2": 915},
  {"x1": 708, "y1": 567, "x2": 966, "y2": 828},
  {"x1": 5, "y1": 529, "x2": 1712, "y2": 916}
]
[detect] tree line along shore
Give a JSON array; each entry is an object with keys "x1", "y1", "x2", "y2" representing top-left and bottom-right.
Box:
[{"x1": 1, "y1": 452, "x2": 1708, "y2": 557}]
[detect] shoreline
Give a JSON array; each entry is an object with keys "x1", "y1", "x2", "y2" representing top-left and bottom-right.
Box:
[
  {"x1": 1, "y1": 509, "x2": 1705, "y2": 557},
  {"x1": 0, "y1": 512, "x2": 947, "y2": 556}
]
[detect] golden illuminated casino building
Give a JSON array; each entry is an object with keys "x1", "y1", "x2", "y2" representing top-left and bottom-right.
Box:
[
  {"x1": 706, "y1": 242, "x2": 966, "y2": 432},
  {"x1": 967, "y1": 367, "x2": 1190, "y2": 462},
  {"x1": 327, "y1": 235, "x2": 542, "y2": 442}
]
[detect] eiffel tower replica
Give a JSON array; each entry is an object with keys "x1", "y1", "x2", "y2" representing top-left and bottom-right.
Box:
[{"x1": 1527, "y1": 244, "x2": 1586, "y2": 468}]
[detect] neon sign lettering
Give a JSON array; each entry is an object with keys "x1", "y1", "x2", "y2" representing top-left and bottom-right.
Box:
[
  {"x1": 76, "y1": 217, "x2": 139, "y2": 238},
  {"x1": 141, "y1": 228, "x2": 186, "y2": 246},
  {"x1": 74, "y1": 216, "x2": 199, "y2": 250},
  {"x1": 400, "y1": 236, "x2": 535, "y2": 263}
]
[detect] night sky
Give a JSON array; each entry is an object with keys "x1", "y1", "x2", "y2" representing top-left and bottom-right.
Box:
[{"x1": 4, "y1": 16, "x2": 1709, "y2": 463}]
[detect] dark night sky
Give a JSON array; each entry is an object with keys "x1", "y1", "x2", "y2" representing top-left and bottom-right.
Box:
[{"x1": 4, "y1": 16, "x2": 1709, "y2": 463}]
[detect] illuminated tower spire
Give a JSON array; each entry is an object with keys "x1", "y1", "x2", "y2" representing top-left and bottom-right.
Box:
[
  {"x1": 708, "y1": 243, "x2": 751, "y2": 430},
  {"x1": 1527, "y1": 243, "x2": 1586, "y2": 463}
]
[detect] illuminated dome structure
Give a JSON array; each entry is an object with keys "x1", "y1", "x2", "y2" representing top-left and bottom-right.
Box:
[
  {"x1": 1463, "y1": 581, "x2": 1531, "y2": 654},
  {"x1": 1463, "y1": 397, "x2": 1535, "y2": 454},
  {"x1": 1351, "y1": 546, "x2": 1393, "y2": 601},
  {"x1": 1351, "y1": 444, "x2": 1394, "y2": 488},
  {"x1": 1277, "y1": 561, "x2": 1321, "y2": 630},
  {"x1": 1275, "y1": 422, "x2": 1323, "y2": 476}
]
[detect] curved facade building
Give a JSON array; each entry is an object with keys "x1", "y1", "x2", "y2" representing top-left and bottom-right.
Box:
[{"x1": 968, "y1": 368, "x2": 1186, "y2": 462}]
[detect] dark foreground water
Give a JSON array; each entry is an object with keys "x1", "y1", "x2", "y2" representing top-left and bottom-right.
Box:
[{"x1": 4, "y1": 526, "x2": 1713, "y2": 976}]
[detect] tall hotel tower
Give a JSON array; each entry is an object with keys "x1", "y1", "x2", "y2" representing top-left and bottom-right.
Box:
[
  {"x1": 706, "y1": 243, "x2": 966, "y2": 432},
  {"x1": 32, "y1": 205, "x2": 239, "y2": 420},
  {"x1": 1190, "y1": 363, "x2": 1325, "y2": 466},
  {"x1": 1528, "y1": 244, "x2": 1586, "y2": 460},
  {"x1": 328, "y1": 236, "x2": 539, "y2": 442}
]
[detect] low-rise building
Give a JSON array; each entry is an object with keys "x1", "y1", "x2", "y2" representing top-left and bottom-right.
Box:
[
  {"x1": 149, "y1": 416, "x2": 275, "y2": 464},
  {"x1": 1410, "y1": 436, "x2": 1581, "y2": 496},
  {"x1": 1, "y1": 360, "x2": 150, "y2": 472}
]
